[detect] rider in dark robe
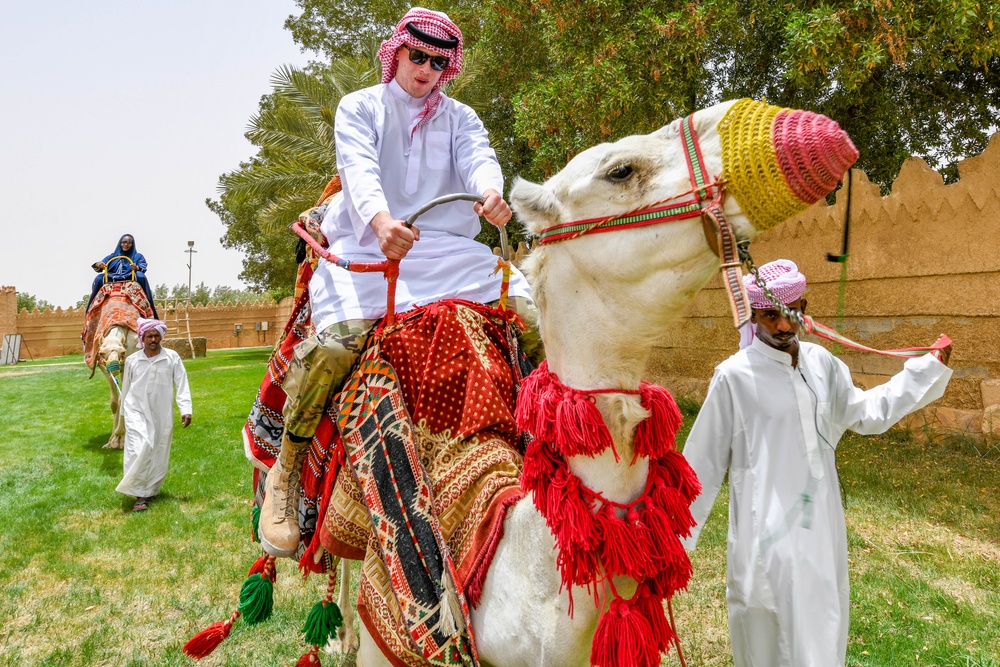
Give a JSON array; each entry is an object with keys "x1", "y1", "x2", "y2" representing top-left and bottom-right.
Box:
[{"x1": 86, "y1": 233, "x2": 159, "y2": 318}]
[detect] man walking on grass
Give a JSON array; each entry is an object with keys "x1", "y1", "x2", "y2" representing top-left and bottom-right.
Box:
[
  {"x1": 681, "y1": 259, "x2": 953, "y2": 667},
  {"x1": 116, "y1": 318, "x2": 192, "y2": 512}
]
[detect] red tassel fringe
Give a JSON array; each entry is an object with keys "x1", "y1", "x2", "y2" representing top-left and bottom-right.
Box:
[
  {"x1": 517, "y1": 363, "x2": 697, "y2": 667},
  {"x1": 296, "y1": 646, "x2": 321, "y2": 666},
  {"x1": 634, "y1": 384, "x2": 683, "y2": 459},
  {"x1": 632, "y1": 585, "x2": 675, "y2": 653},
  {"x1": 183, "y1": 610, "x2": 240, "y2": 659},
  {"x1": 516, "y1": 362, "x2": 615, "y2": 457},
  {"x1": 591, "y1": 597, "x2": 660, "y2": 667},
  {"x1": 652, "y1": 451, "x2": 702, "y2": 503}
]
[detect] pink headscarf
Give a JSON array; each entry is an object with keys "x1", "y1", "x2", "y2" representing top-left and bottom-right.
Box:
[
  {"x1": 137, "y1": 318, "x2": 167, "y2": 348},
  {"x1": 377, "y1": 7, "x2": 464, "y2": 135},
  {"x1": 738, "y1": 259, "x2": 808, "y2": 349}
]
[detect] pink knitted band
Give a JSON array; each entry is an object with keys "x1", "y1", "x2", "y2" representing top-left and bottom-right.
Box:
[
  {"x1": 773, "y1": 110, "x2": 859, "y2": 204},
  {"x1": 742, "y1": 259, "x2": 807, "y2": 309}
]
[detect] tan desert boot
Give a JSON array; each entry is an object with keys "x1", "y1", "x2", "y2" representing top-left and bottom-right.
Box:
[{"x1": 259, "y1": 433, "x2": 309, "y2": 558}]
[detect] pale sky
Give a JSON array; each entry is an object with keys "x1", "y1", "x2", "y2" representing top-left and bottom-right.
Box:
[{"x1": 0, "y1": 1, "x2": 314, "y2": 308}]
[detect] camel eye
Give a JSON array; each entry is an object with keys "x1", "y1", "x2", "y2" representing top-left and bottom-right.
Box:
[{"x1": 607, "y1": 164, "x2": 634, "y2": 181}]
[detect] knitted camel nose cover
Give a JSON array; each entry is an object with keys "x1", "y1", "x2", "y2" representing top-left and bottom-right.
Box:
[{"x1": 718, "y1": 98, "x2": 858, "y2": 231}]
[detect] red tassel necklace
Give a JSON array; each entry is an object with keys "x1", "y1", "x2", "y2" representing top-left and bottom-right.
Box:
[{"x1": 515, "y1": 362, "x2": 700, "y2": 667}]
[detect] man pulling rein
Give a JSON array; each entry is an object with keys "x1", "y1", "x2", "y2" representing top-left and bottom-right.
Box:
[{"x1": 681, "y1": 259, "x2": 952, "y2": 667}]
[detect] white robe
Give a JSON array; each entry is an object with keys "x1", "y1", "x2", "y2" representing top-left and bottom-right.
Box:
[
  {"x1": 682, "y1": 337, "x2": 952, "y2": 667},
  {"x1": 116, "y1": 347, "x2": 192, "y2": 498},
  {"x1": 310, "y1": 79, "x2": 532, "y2": 329}
]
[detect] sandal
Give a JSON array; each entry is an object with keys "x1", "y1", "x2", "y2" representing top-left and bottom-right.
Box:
[{"x1": 133, "y1": 498, "x2": 148, "y2": 512}]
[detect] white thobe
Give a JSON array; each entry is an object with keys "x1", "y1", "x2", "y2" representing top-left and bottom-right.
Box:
[
  {"x1": 310, "y1": 79, "x2": 532, "y2": 330},
  {"x1": 682, "y1": 337, "x2": 951, "y2": 667},
  {"x1": 116, "y1": 347, "x2": 192, "y2": 498}
]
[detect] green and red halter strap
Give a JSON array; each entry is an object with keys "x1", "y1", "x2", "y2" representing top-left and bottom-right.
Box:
[
  {"x1": 536, "y1": 114, "x2": 754, "y2": 329},
  {"x1": 536, "y1": 116, "x2": 717, "y2": 246}
]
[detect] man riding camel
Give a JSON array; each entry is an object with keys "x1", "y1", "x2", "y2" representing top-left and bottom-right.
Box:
[{"x1": 259, "y1": 7, "x2": 540, "y2": 559}]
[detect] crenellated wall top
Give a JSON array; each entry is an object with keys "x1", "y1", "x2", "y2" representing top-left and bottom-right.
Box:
[
  {"x1": 745, "y1": 131, "x2": 1000, "y2": 283},
  {"x1": 17, "y1": 305, "x2": 86, "y2": 318}
]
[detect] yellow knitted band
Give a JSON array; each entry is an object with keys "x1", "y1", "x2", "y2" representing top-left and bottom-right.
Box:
[{"x1": 718, "y1": 99, "x2": 809, "y2": 231}]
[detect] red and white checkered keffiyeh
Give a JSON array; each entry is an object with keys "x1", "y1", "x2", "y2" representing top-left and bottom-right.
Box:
[
  {"x1": 739, "y1": 259, "x2": 808, "y2": 349},
  {"x1": 377, "y1": 7, "x2": 463, "y2": 135}
]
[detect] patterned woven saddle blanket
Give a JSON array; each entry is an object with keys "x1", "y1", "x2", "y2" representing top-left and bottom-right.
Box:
[
  {"x1": 82, "y1": 281, "x2": 154, "y2": 369},
  {"x1": 243, "y1": 261, "x2": 526, "y2": 667}
]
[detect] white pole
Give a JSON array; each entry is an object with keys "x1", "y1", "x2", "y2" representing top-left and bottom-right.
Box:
[{"x1": 185, "y1": 241, "x2": 197, "y2": 356}]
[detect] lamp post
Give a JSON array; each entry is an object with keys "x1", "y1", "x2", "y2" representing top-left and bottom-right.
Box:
[
  {"x1": 184, "y1": 241, "x2": 197, "y2": 356},
  {"x1": 186, "y1": 241, "x2": 197, "y2": 304}
]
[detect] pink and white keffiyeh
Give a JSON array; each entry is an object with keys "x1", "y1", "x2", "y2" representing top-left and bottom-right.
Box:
[
  {"x1": 377, "y1": 7, "x2": 463, "y2": 135},
  {"x1": 738, "y1": 259, "x2": 808, "y2": 349},
  {"x1": 137, "y1": 317, "x2": 167, "y2": 347}
]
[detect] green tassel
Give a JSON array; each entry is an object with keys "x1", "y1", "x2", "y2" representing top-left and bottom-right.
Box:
[
  {"x1": 302, "y1": 600, "x2": 344, "y2": 646},
  {"x1": 251, "y1": 504, "x2": 261, "y2": 543},
  {"x1": 238, "y1": 573, "x2": 274, "y2": 625}
]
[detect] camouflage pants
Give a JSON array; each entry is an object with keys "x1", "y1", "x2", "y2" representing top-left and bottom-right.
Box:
[
  {"x1": 280, "y1": 296, "x2": 541, "y2": 439},
  {"x1": 281, "y1": 319, "x2": 376, "y2": 439}
]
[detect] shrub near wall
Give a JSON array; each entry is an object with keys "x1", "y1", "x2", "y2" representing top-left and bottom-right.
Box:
[{"x1": 650, "y1": 133, "x2": 1000, "y2": 438}]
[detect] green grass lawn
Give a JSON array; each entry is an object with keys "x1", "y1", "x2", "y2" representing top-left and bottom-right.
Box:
[
  {"x1": 0, "y1": 349, "x2": 354, "y2": 667},
  {"x1": 1, "y1": 352, "x2": 998, "y2": 666}
]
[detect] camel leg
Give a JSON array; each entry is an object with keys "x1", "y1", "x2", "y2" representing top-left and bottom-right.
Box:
[
  {"x1": 108, "y1": 401, "x2": 126, "y2": 450},
  {"x1": 99, "y1": 325, "x2": 130, "y2": 450},
  {"x1": 357, "y1": 621, "x2": 393, "y2": 667},
  {"x1": 101, "y1": 367, "x2": 125, "y2": 450},
  {"x1": 325, "y1": 557, "x2": 360, "y2": 655}
]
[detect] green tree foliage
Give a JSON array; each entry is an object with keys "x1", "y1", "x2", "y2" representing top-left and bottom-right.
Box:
[
  {"x1": 284, "y1": 0, "x2": 411, "y2": 59},
  {"x1": 16, "y1": 293, "x2": 54, "y2": 313},
  {"x1": 152, "y1": 283, "x2": 274, "y2": 306},
  {"x1": 225, "y1": 0, "x2": 997, "y2": 290},
  {"x1": 479, "y1": 0, "x2": 1000, "y2": 188},
  {"x1": 285, "y1": 0, "x2": 486, "y2": 60}
]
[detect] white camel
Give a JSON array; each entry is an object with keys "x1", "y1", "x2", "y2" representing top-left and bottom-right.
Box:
[
  {"x1": 334, "y1": 98, "x2": 857, "y2": 666},
  {"x1": 97, "y1": 325, "x2": 139, "y2": 449}
]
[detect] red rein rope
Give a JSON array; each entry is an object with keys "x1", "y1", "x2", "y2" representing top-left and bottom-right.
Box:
[{"x1": 290, "y1": 220, "x2": 402, "y2": 326}]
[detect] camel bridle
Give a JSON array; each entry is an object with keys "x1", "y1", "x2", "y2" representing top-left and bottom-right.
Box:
[{"x1": 536, "y1": 113, "x2": 754, "y2": 329}]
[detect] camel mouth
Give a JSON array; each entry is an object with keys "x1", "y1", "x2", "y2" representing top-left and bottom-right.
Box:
[{"x1": 718, "y1": 99, "x2": 858, "y2": 232}]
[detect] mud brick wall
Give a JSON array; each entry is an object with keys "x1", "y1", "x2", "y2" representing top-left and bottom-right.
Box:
[{"x1": 11, "y1": 297, "x2": 295, "y2": 359}]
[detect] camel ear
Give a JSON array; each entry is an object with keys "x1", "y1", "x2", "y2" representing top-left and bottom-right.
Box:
[{"x1": 510, "y1": 177, "x2": 561, "y2": 236}]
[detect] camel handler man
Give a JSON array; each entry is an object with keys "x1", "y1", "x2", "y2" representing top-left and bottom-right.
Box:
[
  {"x1": 259, "y1": 7, "x2": 540, "y2": 559},
  {"x1": 681, "y1": 259, "x2": 952, "y2": 667},
  {"x1": 116, "y1": 318, "x2": 192, "y2": 512}
]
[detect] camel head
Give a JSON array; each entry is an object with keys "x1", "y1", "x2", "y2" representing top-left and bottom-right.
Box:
[
  {"x1": 98, "y1": 333, "x2": 128, "y2": 384},
  {"x1": 510, "y1": 99, "x2": 857, "y2": 386}
]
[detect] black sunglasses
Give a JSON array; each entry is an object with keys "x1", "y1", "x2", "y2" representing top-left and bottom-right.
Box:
[{"x1": 406, "y1": 46, "x2": 449, "y2": 72}]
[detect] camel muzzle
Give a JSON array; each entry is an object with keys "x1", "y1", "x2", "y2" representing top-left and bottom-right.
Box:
[{"x1": 719, "y1": 99, "x2": 858, "y2": 232}]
